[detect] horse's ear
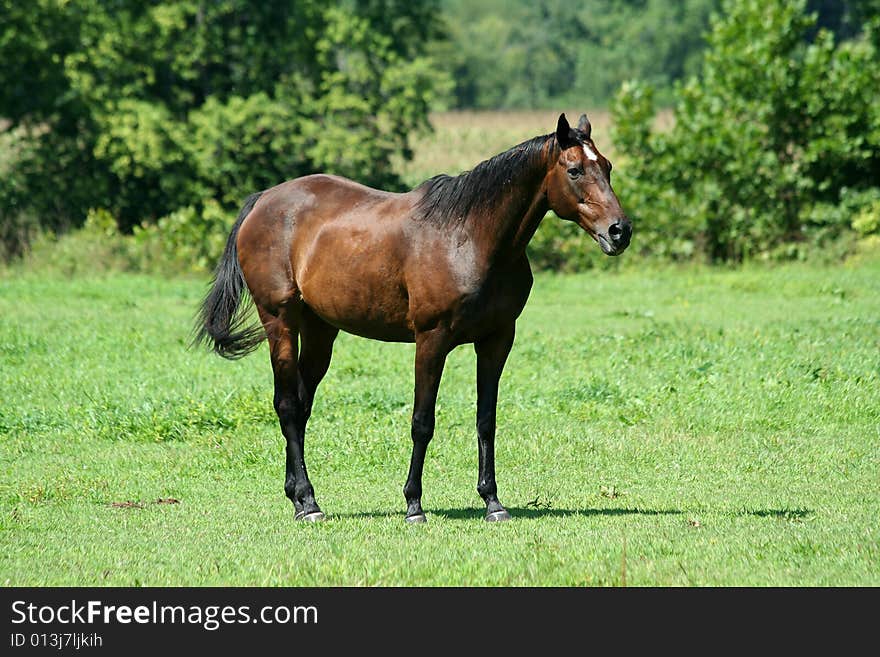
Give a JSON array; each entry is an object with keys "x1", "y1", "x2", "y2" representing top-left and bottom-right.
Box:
[
  {"x1": 556, "y1": 113, "x2": 577, "y2": 149},
  {"x1": 577, "y1": 114, "x2": 592, "y2": 139}
]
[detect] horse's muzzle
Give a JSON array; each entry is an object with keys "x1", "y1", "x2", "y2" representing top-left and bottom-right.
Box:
[{"x1": 599, "y1": 217, "x2": 632, "y2": 256}]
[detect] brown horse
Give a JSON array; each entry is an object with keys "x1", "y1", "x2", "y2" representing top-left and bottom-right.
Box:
[{"x1": 194, "y1": 113, "x2": 631, "y2": 523}]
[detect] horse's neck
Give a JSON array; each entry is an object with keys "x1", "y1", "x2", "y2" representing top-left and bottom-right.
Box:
[{"x1": 468, "y1": 156, "x2": 551, "y2": 266}]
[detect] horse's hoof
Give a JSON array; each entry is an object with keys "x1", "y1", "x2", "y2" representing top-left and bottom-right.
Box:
[
  {"x1": 295, "y1": 511, "x2": 325, "y2": 522},
  {"x1": 405, "y1": 513, "x2": 427, "y2": 524},
  {"x1": 485, "y1": 509, "x2": 511, "y2": 522}
]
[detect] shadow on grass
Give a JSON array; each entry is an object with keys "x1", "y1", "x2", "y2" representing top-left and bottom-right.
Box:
[
  {"x1": 741, "y1": 508, "x2": 813, "y2": 520},
  {"x1": 330, "y1": 506, "x2": 814, "y2": 521},
  {"x1": 439, "y1": 507, "x2": 685, "y2": 521},
  {"x1": 333, "y1": 506, "x2": 683, "y2": 521}
]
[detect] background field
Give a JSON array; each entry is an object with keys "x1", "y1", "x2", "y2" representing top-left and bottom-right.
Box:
[
  {"x1": 392, "y1": 110, "x2": 615, "y2": 188},
  {"x1": 393, "y1": 109, "x2": 676, "y2": 188},
  {"x1": 2, "y1": 257, "x2": 878, "y2": 586}
]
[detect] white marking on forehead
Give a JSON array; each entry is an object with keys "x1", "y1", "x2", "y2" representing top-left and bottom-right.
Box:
[{"x1": 582, "y1": 144, "x2": 598, "y2": 161}]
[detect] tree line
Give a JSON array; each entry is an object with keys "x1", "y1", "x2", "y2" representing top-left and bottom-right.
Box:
[
  {"x1": 0, "y1": 0, "x2": 446, "y2": 258},
  {"x1": 1, "y1": 0, "x2": 878, "y2": 266},
  {"x1": 436, "y1": 0, "x2": 878, "y2": 110}
]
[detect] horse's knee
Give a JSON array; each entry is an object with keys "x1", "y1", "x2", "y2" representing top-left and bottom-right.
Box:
[
  {"x1": 301, "y1": 398, "x2": 313, "y2": 422},
  {"x1": 411, "y1": 413, "x2": 434, "y2": 444},
  {"x1": 476, "y1": 415, "x2": 495, "y2": 437},
  {"x1": 274, "y1": 393, "x2": 304, "y2": 424}
]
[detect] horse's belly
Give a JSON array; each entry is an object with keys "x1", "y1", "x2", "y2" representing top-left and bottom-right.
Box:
[
  {"x1": 300, "y1": 277, "x2": 414, "y2": 343},
  {"x1": 323, "y1": 315, "x2": 415, "y2": 343},
  {"x1": 294, "y1": 218, "x2": 415, "y2": 341}
]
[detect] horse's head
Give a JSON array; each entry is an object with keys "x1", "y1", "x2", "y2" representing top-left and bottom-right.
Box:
[{"x1": 545, "y1": 113, "x2": 631, "y2": 256}]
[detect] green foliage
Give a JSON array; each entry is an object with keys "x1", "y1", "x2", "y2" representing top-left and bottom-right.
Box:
[
  {"x1": 6, "y1": 0, "x2": 879, "y2": 269},
  {"x1": 437, "y1": 0, "x2": 876, "y2": 110},
  {"x1": 186, "y1": 93, "x2": 306, "y2": 208},
  {"x1": 24, "y1": 209, "x2": 134, "y2": 276},
  {"x1": 130, "y1": 201, "x2": 230, "y2": 273},
  {"x1": 26, "y1": 202, "x2": 235, "y2": 276},
  {"x1": 93, "y1": 99, "x2": 197, "y2": 225},
  {"x1": 0, "y1": 0, "x2": 80, "y2": 125},
  {"x1": 612, "y1": 0, "x2": 880, "y2": 262},
  {"x1": 438, "y1": 0, "x2": 720, "y2": 109},
  {"x1": 567, "y1": 0, "x2": 720, "y2": 107},
  {"x1": 807, "y1": 0, "x2": 880, "y2": 41},
  {"x1": 0, "y1": 125, "x2": 38, "y2": 260},
  {"x1": 0, "y1": 0, "x2": 449, "y2": 251},
  {"x1": 851, "y1": 190, "x2": 880, "y2": 238},
  {"x1": 301, "y1": 5, "x2": 448, "y2": 184}
]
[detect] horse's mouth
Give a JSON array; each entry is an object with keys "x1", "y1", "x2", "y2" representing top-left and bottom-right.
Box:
[
  {"x1": 580, "y1": 218, "x2": 629, "y2": 256},
  {"x1": 597, "y1": 233, "x2": 624, "y2": 256}
]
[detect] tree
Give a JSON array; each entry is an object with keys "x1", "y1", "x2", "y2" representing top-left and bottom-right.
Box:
[
  {"x1": 0, "y1": 0, "x2": 448, "y2": 256},
  {"x1": 438, "y1": 0, "x2": 719, "y2": 109},
  {"x1": 611, "y1": 0, "x2": 880, "y2": 261},
  {"x1": 569, "y1": 0, "x2": 719, "y2": 106}
]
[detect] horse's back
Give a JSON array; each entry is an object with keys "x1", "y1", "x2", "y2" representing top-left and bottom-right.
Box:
[{"x1": 245, "y1": 174, "x2": 405, "y2": 233}]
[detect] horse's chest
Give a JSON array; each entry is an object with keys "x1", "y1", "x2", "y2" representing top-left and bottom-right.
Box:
[
  {"x1": 405, "y1": 245, "x2": 533, "y2": 340},
  {"x1": 452, "y1": 262, "x2": 533, "y2": 338}
]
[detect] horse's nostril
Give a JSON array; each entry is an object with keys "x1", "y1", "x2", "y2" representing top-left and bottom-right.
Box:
[{"x1": 608, "y1": 222, "x2": 622, "y2": 238}]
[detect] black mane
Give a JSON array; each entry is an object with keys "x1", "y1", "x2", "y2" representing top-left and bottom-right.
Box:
[{"x1": 414, "y1": 134, "x2": 554, "y2": 226}]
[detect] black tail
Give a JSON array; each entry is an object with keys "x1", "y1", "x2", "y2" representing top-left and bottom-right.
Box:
[{"x1": 192, "y1": 191, "x2": 266, "y2": 359}]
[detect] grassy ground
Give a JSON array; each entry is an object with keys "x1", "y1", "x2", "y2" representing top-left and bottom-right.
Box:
[{"x1": 1, "y1": 256, "x2": 878, "y2": 586}]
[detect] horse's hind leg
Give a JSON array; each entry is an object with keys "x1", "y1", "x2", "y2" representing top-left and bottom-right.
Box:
[
  {"x1": 296, "y1": 306, "x2": 338, "y2": 447},
  {"x1": 260, "y1": 303, "x2": 331, "y2": 521}
]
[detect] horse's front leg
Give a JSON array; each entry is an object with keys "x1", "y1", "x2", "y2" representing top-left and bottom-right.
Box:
[
  {"x1": 474, "y1": 323, "x2": 515, "y2": 521},
  {"x1": 403, "y1": 329, "x2": 451, "y2": 523}
]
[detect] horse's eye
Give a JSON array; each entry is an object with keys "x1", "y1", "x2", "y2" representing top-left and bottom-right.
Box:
[{"x1": 567, "y1": 167, "x2": 582, "y2": 179}]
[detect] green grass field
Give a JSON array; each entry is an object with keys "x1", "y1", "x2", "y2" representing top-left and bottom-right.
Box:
[{"x1": 1, "y1": 256, "x2": 878, "y2": 586}]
